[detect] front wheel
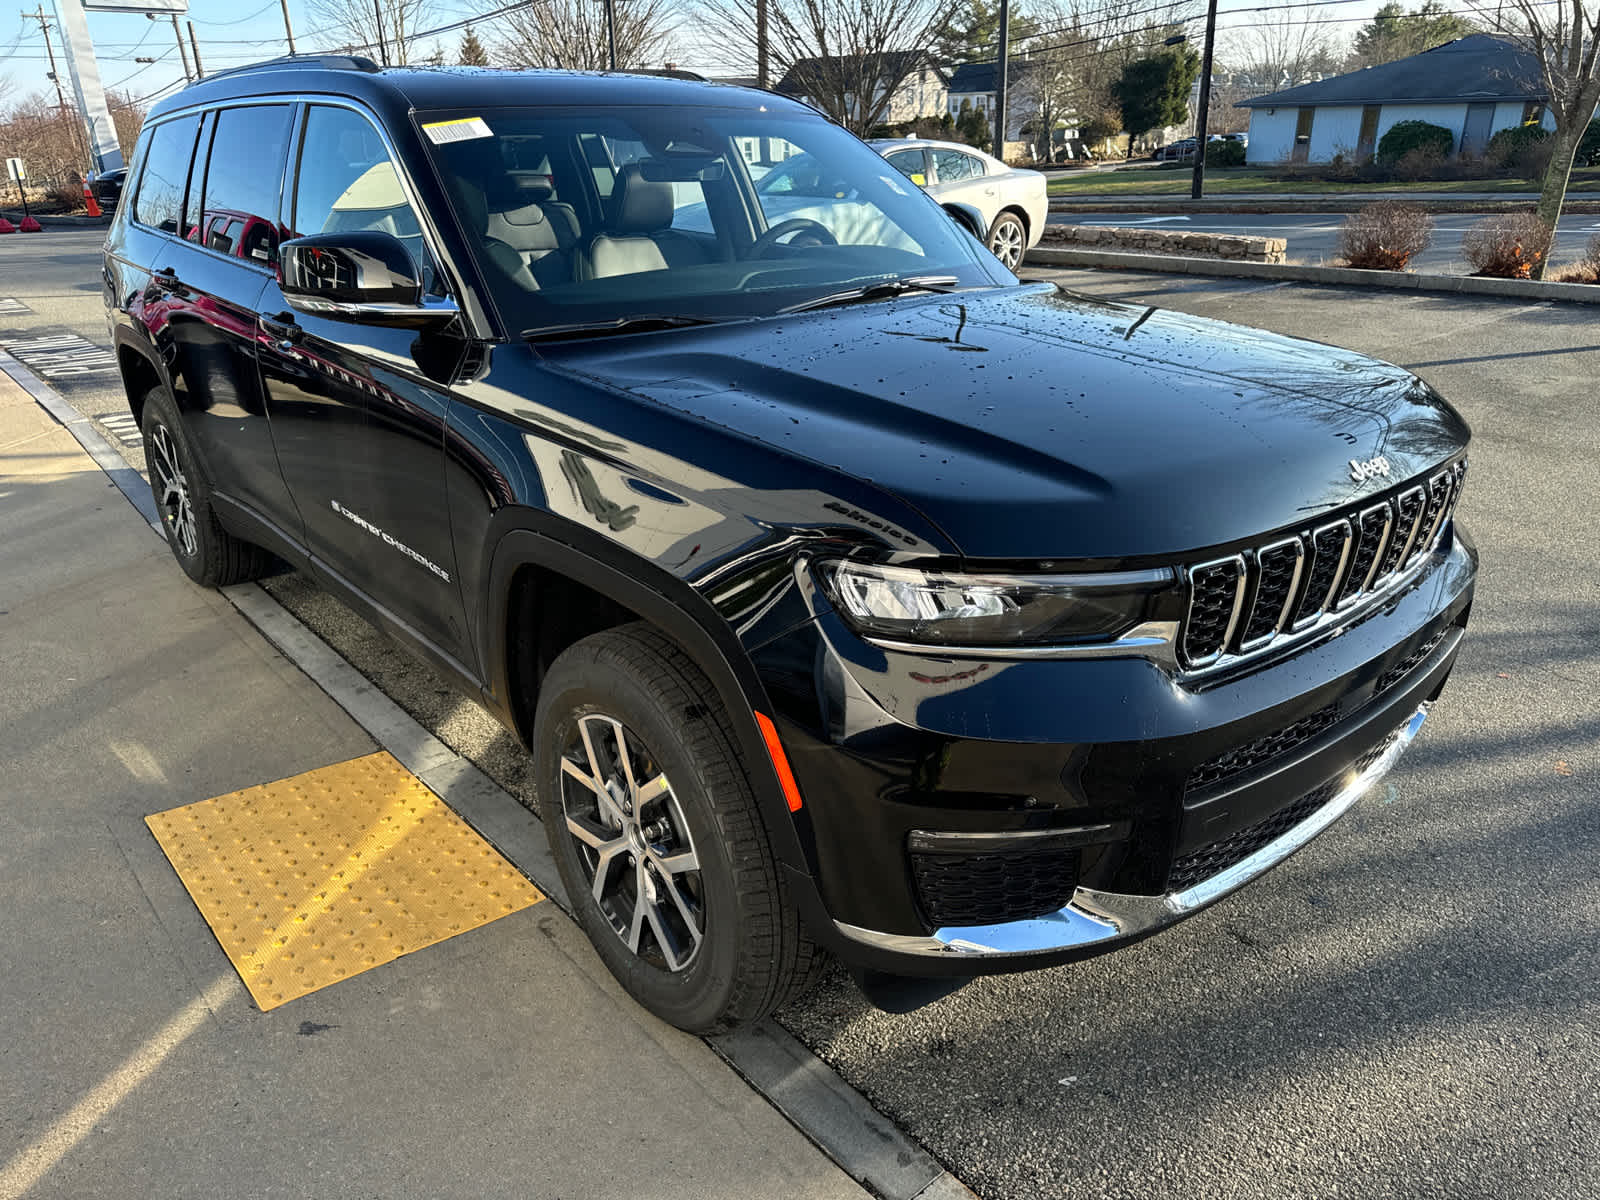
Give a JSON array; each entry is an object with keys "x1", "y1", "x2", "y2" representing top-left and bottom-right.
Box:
[
  {"x1": 533, "y1": 623, "x2": 822, "y2": 1033},
  {"x1": 986, "y1": 211, "x2": 1027, "y2": 270}
]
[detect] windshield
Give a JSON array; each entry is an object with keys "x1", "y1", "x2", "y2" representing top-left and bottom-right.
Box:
[{"x1": 415, "y1": 104, "x2": 1010, "y2": 335}]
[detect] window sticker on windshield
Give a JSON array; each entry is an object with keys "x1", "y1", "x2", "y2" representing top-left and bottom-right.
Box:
[
  {"x1": 879, "y1": 173, "x2": 910, "y2": 195},
  {"x1": 423, "y1": 117, "x2": 493, "y2": 144}
]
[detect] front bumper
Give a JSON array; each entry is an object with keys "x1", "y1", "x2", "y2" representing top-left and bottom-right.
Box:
[
  {"x1": 834, "y1": 701, "x2": 1428, "y2": 961},
  {"x1": 752, "y1": 527, "x2": 1475, "y2": 976}
]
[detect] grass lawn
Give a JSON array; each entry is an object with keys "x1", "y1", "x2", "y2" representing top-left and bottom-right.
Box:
[{"x1": 1046, "y1": 166, "x2": 1600, "y2": 195}]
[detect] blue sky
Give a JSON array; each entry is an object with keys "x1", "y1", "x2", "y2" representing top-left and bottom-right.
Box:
[{"x1": 0, "y1": 0, "x2": 1406, "y2": 116}]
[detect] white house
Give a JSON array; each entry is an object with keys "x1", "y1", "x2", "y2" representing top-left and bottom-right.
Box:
[{"x1": 1239, "y1": 34, "x2": 1554, "y2": 164}]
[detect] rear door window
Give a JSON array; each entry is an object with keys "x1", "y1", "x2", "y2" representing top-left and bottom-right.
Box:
[
  {"x1": 132, "y1": 114, "x2": 200, "y2": 234},
  {"x1": 198, "y1": 104, "x2": 293, "y2": 265},
  {"x1": 932, "y1": 149, "x2": 984, "y2": 183}
]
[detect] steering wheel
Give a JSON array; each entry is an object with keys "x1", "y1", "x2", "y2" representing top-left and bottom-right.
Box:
[{"x1": 749, "y1": 217, "x2": 838, "y2": 258}]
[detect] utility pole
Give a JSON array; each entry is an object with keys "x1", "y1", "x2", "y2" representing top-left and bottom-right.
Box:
[
  {"x1": 604, "y1": 0, "x2": 617, "y2": 69},
  {"x1": 1190, "y1": 0, "x2": 1218, "y2": 199},
  {"x1": 29, "y1": 6, "x2": 91, "y2": 176},
  {"x1": 172, "y1": 13, "x2": 192, "y2": 82},
  {"x1": 756, "y1": 0, "x2": 768, "y2": 88},
  {"x1": 372, "y1": 0, "x2": 388, "y2": 64},
  {"x1": 280, "y1": 0, "x2": 296, "y2": 54},
  {"x1": 188, "y1": 19, "x2": 204, "y2": 78},
  {"x1": 992, "y1": 0, "x2": 1010, "y2": 161}
]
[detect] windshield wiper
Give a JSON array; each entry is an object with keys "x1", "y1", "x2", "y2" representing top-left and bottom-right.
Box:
[
  {"x1": 524, "y1": 314, "x2": 720, "y2": 343},
  {"x1": 780, "y1": 275, "x2": 962, "y2": 315}
]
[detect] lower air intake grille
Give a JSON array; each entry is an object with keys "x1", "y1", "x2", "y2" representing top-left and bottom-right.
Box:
[
  {"x1": 911, "y1": 845, "x2": 1081, "y2": 928},
  {"x1": 1187, "y1": 703, "x2": 1342, "y2": 792},
  {"x1": 1168, "y1": 741, "x2": 1393, "y2": 893},
  {"x1": 1376, "y1": 629, "x2": 1447, "y2": 695}
]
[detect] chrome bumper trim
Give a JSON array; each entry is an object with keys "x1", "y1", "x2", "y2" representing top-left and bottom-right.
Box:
[{"x1": 833, "y1": 703, "x2": 1430, "y2": 960}]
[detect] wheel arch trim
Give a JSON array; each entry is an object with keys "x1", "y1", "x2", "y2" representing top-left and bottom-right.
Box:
[{"x1": 480, "y1": 518, "x2": 823, "y2": 893}]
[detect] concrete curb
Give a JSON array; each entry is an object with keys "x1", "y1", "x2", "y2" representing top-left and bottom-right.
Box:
[
  {"x1": 0, "y1": 209, "x2": 112, "y2": 228},
  {"x1": 0, "y1": 346, "x2": 971, "y2": 1200},
  {"x1": 1023, "y1": 245, "x2": 1600, "y2": 304}
]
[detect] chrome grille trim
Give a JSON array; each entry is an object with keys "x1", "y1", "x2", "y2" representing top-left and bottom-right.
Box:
[
  {"x1": 1237, "y1": 537, "x2": 1305, "y2": 651},
  {"x1": 1179, "y1": 461, "x2": 1465, "y2": 675}
]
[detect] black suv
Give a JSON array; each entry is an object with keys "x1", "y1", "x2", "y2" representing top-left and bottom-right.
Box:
[{"x1": 104, "y1": 58, "x2": 1475, "y2": 1033}]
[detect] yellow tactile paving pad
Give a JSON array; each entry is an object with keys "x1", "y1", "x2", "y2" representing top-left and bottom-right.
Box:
[{"x1": 146, "y1": 752, "x2": 543, "y2": 1011}]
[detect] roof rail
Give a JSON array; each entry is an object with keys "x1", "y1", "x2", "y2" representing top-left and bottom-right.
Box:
[{"x1": 188, "y1": 54, "x2": 382, "y2": 87}]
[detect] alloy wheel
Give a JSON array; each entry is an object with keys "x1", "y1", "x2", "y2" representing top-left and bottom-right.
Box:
[
  {"x1": 149, "y1": 423, "x2": 198, "y2": 557},
  {"x1": 558, "y1": 713, "x2": 705, "y2": 971},
  {"x1": 990, "y1": 218, "x2": 1025, "y2": 270}
]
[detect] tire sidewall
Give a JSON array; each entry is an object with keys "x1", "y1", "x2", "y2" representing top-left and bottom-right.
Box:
[
  {"x1": 534, "y1": 656, "x2": 749, "y2": 1031},
  {"x1": 140, "y1": 386, "x2": 218, "y2": 585}
]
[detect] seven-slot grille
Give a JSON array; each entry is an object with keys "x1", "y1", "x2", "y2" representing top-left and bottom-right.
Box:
[{"x1": 1181, "y1": 460, "x2": 1465, "y2": 668}]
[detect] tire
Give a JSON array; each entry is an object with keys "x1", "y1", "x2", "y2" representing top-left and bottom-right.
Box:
[
  {"x1": 139, "y1": 385, "x2": 272, "y2": 587},
  {"x1": 533, "y1": 622, "x2": 823, "y2": 1033},
  {"x1": 986, "y1": 211, "x2": 1027, "y2": 270}
]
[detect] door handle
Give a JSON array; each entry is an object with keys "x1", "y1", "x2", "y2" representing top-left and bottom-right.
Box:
[
  {"x1": 260, "y1": 313, "x2": 301, "y2": 351},
  {"x1": 150, "y1": 266, "x2": 180, "y2": 292}
]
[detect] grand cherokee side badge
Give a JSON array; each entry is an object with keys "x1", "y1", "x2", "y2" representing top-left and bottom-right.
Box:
[{"x1": 1350, "y1": 455, "x2": 1391, "y2": 484}]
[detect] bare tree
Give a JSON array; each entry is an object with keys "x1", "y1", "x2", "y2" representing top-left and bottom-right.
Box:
[
  {"x1": 496, "y1": 0, "x2": 676, "y2": 69},
  {"x1": 1473, "y1": 1, "x2": 1600, "y2": 275},
  {"x1": 308, "y1": 0, "x2": 437, "y2": 65},
  {"x1": 1220, "y1": 5, "x2": 1346, "y2": 89},
  {"x1": 1020, "y1": 0, "x2": 1199, "y2": 152},
  {"x1": 696, "y1": 0, "x2": 950, "y2": 133}
]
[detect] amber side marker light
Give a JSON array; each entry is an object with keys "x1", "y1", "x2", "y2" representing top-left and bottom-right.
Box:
[{"x1": 754, "y1": 711, "x2": 805, "y2": 812}]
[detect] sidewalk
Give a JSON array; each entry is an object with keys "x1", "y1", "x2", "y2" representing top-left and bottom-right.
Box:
[{"x1": 0, "y1": 364, "x2": 867, "y2": 1199}]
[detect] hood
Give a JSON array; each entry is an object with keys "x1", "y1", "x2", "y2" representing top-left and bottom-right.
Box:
[{"x1": 543, "y1": 284, "x2": 1470, "y2": 561}]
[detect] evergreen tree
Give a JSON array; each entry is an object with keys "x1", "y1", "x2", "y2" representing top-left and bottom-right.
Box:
[
  {"x1": 1351, "y1": 2, "x2": 1476, "y2": 67},
  {"x1": 458, "y1": 26, "x2": 490, "y2": 66},
  {"x1": 932, "y1": 0, "x2": 1038, "y2": 65},
  {"x1": 1110, "y1": 48, "x2": 1200, "y2": 139}
]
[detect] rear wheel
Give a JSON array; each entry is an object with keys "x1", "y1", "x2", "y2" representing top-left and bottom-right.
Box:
[
  {"x1": 533, "y1": 622, "x2": 822, "y2": 1033},
  {"x1": 140, "y1": 385, "x2": 272, "y2": 587},
  {"x1": 986, "y1": 211, "x2": 1027, "y2": 270}
]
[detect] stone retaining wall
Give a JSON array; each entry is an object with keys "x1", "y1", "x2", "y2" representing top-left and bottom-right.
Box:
[{"x1": 1040, "y1": 223, "x2": 1287, "y2": 263}]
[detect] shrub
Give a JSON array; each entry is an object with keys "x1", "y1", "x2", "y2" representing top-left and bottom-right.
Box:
[
  {"x1": 1578, "y1": 118, "x2": 1600, "y2": 167},
  {"x1": 1486, "y1": 121, "x2": 1553, "y2": 175},
  {"x1": 1340, "y1": 201, "x2": 1434, "y2": 271},
  {"x1": 1555, "y1": 232, "x2": 1600, "y2": 283},
  {"x1": 1461, "y1": 213, "x2": 1554, "y2": 278},
  {"x1": 1391, "y1": 145, "x2": 1448, "y2": 181},
  {"x1": 1377, "y1": 120, "x2": 1454, "y2": 165},
  {"x1": 1205, "y1": 138, "x2": 1245, "y2": 167}
]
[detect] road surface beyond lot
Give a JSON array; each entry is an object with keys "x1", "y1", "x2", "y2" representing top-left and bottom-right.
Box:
[
  {"x1": 1048, "y1": 209, "x2": 1600, "y2": 274},
  {"x1": 3, "y1": 230, "x2": 1597, "y2": 1200}
]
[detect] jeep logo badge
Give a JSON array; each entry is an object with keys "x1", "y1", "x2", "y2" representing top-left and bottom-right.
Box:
[{"x1": 1350, "y1": 455, "x2": 1391, "y2": 484}]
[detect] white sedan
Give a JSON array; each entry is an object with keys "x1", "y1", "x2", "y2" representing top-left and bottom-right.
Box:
[{"x1": 867, "y1": 138, "x2": 1048, "y2": 270}]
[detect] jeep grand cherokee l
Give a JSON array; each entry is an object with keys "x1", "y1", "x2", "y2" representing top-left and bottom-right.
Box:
[{"x1": 103, "y1": 57, "x2": 1475, "y2": 1033}]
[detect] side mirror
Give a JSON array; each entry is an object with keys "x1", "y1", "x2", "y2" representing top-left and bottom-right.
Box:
[
  {"x1": 278, "y1": 231, "x2": 457, "y2": 329},
  {"x1": 943, "y1": 202, "x2": 986, "y2": 240}
]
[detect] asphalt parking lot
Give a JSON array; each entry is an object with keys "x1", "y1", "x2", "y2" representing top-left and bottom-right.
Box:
[{"x1": 4, "y1": 229, "x2": 1597, "y2": 1199}]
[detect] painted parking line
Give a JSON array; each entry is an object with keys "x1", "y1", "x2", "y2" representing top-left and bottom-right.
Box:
[
  {"x1": 146, "y1": 751, "x2": 544, "y2": 1011},
  {"x1": 0, "y1": 330, "x2": 118, "y2": 379},
  {"x1": 96, "y1": 411, "x2": 142, "y2": 446},
  {"x1": 0, "y1": 298, "x2": 32, "y2": 316}
]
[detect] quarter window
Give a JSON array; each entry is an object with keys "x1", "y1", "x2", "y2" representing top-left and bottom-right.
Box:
[
  {"x1": 132, "y1": 115, "x2": 200, "y2": 234},
  {"x1": 199, "y1": 105, "x2": 293, "y2": 264}
]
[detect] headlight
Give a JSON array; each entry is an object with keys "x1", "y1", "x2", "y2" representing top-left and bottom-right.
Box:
[{"x1": 820, "y1": 560, "x2": 1175, "y2": 648}]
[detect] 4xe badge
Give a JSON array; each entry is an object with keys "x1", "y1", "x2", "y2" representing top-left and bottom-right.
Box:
[{"x1": 1349, "y1": 455, "x2": 1391, "y2": 484}]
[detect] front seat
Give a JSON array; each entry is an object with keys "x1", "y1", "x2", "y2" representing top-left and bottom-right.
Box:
[
  {"x1": 581, "y1": 164, "x2": 709, "y2": 280},
  {"x1": 483, "y1": 177, "x2": 576, "y2": 288}
]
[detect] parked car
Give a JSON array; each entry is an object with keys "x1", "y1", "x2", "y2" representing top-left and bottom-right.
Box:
[
  {"x1": 1151, "y1": 138, "x2": 1198, "y2": 161},
  {"x1": 91, "y1": 167, "x2": 128, "y2": 212},
  {"x1": 105, "y1": 58, "x2": 1475, "y2": 1034},
  {"x1": 868, "y1": 138, "x2": 1048, "y2": 270}
]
